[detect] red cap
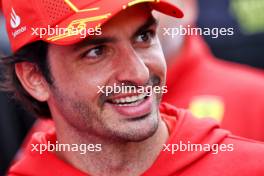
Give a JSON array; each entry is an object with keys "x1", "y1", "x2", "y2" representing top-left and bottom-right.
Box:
[{"x1": 2, "y1": 0, "x2": 184, "y2": 53}]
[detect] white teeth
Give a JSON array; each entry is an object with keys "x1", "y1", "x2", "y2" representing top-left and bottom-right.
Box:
[
  {"x1": 125, "y1": 97, "x2": 131, "y2": 102},
  {"x1": 116, "y1": 101, "x2": 141, "y2": 106},
  {"x1": 138, "y1": 93, "x2": 145, "y2": 100},
  {"x1": 111, "y1": 93, "x2": 148, "y2": 104},
  {"x1": 120, "y1": 98, "x2": 126, "y2": 103},
  {"x1": 131, "y1": 96, "x2": 137, "y2": 102}
]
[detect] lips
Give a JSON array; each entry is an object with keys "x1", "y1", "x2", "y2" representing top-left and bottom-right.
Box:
[{"x1": 105, "y1": 92, "x2": 153, "y2": 118}]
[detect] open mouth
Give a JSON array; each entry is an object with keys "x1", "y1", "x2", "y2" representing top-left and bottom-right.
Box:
[
  {"x1": 107, "y1": 92, "x2": 150, "y2": 106},
  {"x1": 105, "y1": 92, "x2": 153, "y2": 118}
]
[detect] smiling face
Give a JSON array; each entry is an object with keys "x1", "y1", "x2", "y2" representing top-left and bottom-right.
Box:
[{"x1": 47, "y1": 4, "x2": 167, "y2": 142}]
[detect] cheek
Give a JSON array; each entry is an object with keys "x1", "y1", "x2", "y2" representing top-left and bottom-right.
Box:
[
  {"x1": 142, "y1": 45, "x2": 167, "y2": 81},
  {"x1": 51, "y1": 64, "x2": 115, "y2": 107},
  {"x1": 48, "y1": 46, "x2": 112, "y2": 106}
]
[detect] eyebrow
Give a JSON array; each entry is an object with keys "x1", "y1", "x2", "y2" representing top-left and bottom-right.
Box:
[
  {"x1": 73, "y1": 15, "x2": 159, "y2": 50},
  {"x1": 73, "y1": 37, "x2": 117, "y2": 50},
  {"x1": 133, "y1": 15, "x2": 159, "y2": 39}
]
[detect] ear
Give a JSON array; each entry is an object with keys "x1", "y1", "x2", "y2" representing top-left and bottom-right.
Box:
[{"x1": 15, "y1": 62, "x2": 50, "y2": 102}]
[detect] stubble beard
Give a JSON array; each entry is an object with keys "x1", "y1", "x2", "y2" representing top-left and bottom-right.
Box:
[{"x1": 51, "y1": 85, "x2": 161, "y2": 143}]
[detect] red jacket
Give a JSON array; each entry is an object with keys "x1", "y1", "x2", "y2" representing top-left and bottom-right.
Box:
[
  {"x1": 163, "y1": 35, "x2": 264, "y2": 141},
  {"x1": 8, "y1": 103, "x2": 264, "y2": 176}
]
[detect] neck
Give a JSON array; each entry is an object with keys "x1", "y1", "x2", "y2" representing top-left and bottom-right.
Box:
[{"x1": 54, "y1": 116, "x2": 169, "y2": 176}]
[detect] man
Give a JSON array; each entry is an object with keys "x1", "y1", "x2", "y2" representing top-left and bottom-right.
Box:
[
  {"x1": 1, "y1": 0, "x2": 264, "y2": 176},
  {"x1": 160, "y1": 0, "x2": 264, "y2": 141}
]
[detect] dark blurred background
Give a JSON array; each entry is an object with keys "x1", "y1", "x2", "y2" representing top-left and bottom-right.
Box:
[{"x1": 197, "y1": 0, "x2": 264, "y2": 69}]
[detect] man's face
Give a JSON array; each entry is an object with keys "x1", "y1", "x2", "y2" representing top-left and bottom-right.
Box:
[{"x1": 47, "y1": 5, "x2": 167, "y2": 142}]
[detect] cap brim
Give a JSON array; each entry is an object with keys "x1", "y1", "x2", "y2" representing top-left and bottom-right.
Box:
[{"x1": 42, "y1": 0, "x2": 184, "y2": 45}]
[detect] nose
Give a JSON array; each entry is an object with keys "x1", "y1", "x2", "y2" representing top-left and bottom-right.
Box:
[{"x1": 115, "y1": 46, "x2": 150, "y2": 86}]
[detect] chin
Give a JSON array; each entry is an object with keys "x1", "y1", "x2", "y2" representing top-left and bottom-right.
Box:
[
  {"x1": 127, "y1": 124, "x2": 159, "y2": 142},
  {"x1": 109, "y1": 111, "x2": 160, "y2": 142}
]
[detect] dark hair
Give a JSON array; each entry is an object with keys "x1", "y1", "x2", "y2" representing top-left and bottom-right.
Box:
[{"x1": 0, "y1": 41, "x2": 53, "y2": 118}]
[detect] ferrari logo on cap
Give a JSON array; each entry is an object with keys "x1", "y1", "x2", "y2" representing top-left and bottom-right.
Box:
[
  {"x1": 10, "y1": 8, "x2": 21, "y2": 29},
  {"x1": 47, "y1": 0, "x2": 161, "y2": 41},
  {"x1": 47, "y1": 0, "x2": 110, "y2": 41},
  {"x1": 47, "y1": 14, "x2": 110, "y2": 41},
  {"x1": 188, "y1": 95, "x2": 225, "y2": 122}
]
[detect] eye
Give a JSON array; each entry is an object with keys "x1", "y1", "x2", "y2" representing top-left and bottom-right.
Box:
[
  {"x1": 82, "y1": 45, "x2": 115, "y2": 62},
  {"x1": 83, "y1": 45, "x2": 105, "y2": 59},
  {"x1": 134, "y1": 30, "x2": 156, "y2": 45}
]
